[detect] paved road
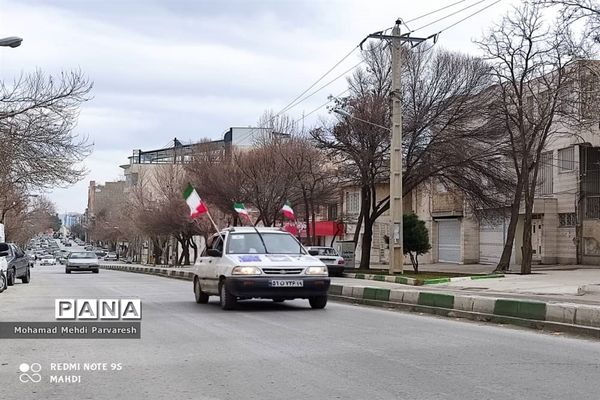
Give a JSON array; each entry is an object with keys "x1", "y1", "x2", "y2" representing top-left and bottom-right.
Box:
[{"x1": 1, "y1": 267, "x2": 600, "y2": 400}]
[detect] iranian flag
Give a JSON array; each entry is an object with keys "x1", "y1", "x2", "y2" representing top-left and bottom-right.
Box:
[
  {"x1": 183, "y1": 184, "x2": 208, "y2": 218},
  {"x1": 233, "y1": 202, "x2": 250, "y2": 221},
  {"x1": 280, "y1": 201, "x2": 295, "y2": 220}
]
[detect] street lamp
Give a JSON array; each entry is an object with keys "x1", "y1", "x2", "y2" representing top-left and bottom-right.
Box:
[{"x1": 0, "y1": 36, "x2": 23, "y2": 48}]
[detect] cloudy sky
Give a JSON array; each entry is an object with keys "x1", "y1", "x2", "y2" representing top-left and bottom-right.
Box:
[{"x1": 0, "y1": 0, "x2": 514, "y2": 214}]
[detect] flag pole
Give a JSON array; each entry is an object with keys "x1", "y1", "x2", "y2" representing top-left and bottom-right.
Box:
[{"x1": 205, "y1": 210, "x2": 221, "y2": 233}]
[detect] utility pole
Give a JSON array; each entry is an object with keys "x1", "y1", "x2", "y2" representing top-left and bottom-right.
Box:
[{"x1": 364, "y1": 20, "x2": 429, "y2": 274}]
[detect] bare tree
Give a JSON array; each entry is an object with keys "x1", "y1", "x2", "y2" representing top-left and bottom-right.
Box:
[
  {"x1": 235, "y1": 142, "x2": 295, "y2": 226},
  {"x1": 0, "y1": 69, "x2": 93, "y2": 222},
  {"x1": 479, "y1": 3, "x2": 584, "y2": 273},
  {"x1": 5, "y1": 196, "x2": 59, "y2": 246},
  {"x1": 312, "y1": 43, "x2": 510, "y2": 269},
  {"x1": 536, "y1": 0, "x2": 600, "y2": 42}
]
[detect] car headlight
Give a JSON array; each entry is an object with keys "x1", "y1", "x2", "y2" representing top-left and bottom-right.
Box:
[
  {"x1": 231, "y1": 266, "x2": 262, "y2": 275},
  {"x1": 305, "y1": 266, "x2": 328, "y2": 275}
]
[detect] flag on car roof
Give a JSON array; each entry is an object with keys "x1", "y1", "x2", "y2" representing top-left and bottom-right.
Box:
[
  {"x1": 183, "y1": 184, "x2": 208, "y2": 218},
  {"x1": 233, "y1": 202, "x2": 250, "y2": 221},
  {"x1": 280, "y1": 201, "x2": 295, "y2": 220}
]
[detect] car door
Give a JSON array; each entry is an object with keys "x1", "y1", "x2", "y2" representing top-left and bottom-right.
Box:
[
  {"x1": 14, "y1": 245, "x2": 28, "y2": 276},
  {"x1": 197, "y1": 234, "x2": 224, "y2": 295}
]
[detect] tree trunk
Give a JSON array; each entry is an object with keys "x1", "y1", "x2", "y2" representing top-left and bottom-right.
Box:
[
  {"x1": 359, "y1": 218, "x2": 373, "y2": 269},
  {"x1": 311, "y1": 203, "x2": 317, "y2": 246},
  {"x1": 495, "y1": 174, "x2": 525, "y2": 273},
  {"x1": 409, "y1": 252, "x2": 418, "y2": 273},
  {"x1": 352, "y1": 208, "x2": 364, "y2": 250}
]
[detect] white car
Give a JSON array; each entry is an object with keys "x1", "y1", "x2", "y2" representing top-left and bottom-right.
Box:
[
  {"x1": 305, "y1": 247, "x2": 346, "y2": 277},
  {"x1": 65, "y1": 251, "x2": 99, "y2": 274},
  {"x1": 39, "y1": 255, "x2": 57, "y2": 265},
  {"x1": 0, "y1": 244, "x2": 8, "y2": 292},
  {"x1": 192, "y1": 227, "x2": 330, "y2": 310}
]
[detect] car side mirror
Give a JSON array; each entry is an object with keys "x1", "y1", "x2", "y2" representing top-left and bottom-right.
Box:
[
  {"x1": 207, "y1": 249, "x2": 222, "y2": 257},
  {"x1": 308, "y1": 249, "x2": 319, "y2": 256}
]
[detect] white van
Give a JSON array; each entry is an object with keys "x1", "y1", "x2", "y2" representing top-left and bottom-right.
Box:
[{"x1": 192, "y1": 227, "x2": 330, "y2": 310}]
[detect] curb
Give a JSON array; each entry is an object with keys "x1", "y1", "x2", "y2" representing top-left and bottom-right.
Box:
[
  {"x1": 100, "y1": 264, "x2": 194, "y2": 281},
  {"x1": 343, "y1": 272, "x2": 504, "y2": 286},
  {"x1": 329, "y1": 283, "x2": 600, "y2": 338}
]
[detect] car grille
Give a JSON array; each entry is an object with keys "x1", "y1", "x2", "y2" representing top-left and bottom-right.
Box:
[
  {"x1": 320, "y1": 258, "x2": 336, "y2": 263},
  {"x1": 261, "y1": 268, "x2": 304, "y2": 275}
]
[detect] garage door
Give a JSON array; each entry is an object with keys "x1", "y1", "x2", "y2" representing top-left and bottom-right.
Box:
[
  {"x1": 437, "y1": 219, "x2": 460, "y2": 263},
  {"x1": 479, "y1": 214, "x2": 507, "y2": 265}
]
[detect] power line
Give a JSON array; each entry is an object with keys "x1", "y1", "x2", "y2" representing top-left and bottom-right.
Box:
[
  {"x1": 434, "y1": 0, "x2": 504, "y2": 35},
  {"x1": 403, "y1": 0, "x2": 473, "y2": 24},
  {"x1": 409, "y1": 0, "x2": 494, "y2": 33},
  {"x1": 276, "y1": 46, "x2": 360, "y2": 116},
  {"x1": 294, "y1": 88, "x2": 350, "y2": 126}
]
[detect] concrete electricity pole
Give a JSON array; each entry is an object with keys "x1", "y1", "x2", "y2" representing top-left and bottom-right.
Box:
[{"x1": 365, "y1": 20, "x2": 429, "y2": 274}]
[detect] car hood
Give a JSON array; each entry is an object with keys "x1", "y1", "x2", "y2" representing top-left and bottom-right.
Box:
[{"x1": 225, "y1": 253, "x2": 325, "y2": 267}]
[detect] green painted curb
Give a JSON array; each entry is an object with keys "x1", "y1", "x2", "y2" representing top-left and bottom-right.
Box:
[
  {"x1": 418, "y1": 292, "x2": 454, "y2": 309},
  {"x1": 494, "y1": 299, "x2": 546, "y2": 320},
  {"x1": 373, "y1": 275, "x2": 385, "y2": 282},
  {"x1": 355, "y1": 273, "x2": 365, "y2": 279},
  {"x1": 422, "y1": 277, "x2": 451, "y2": 285},
  {"x1": 471, "y1": 274, "x2": 504, "y2": 280},
  {"x1": 363, "y1": 287, "x2": 391, "y2": 301}
]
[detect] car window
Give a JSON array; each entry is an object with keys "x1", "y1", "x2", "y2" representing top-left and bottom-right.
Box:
[
  {"x1": 226, "y1": 233, "x2": 305, "y2": 254},
  {"x1": 69, "y1": 252, "x2": 97, "y2": 259}
]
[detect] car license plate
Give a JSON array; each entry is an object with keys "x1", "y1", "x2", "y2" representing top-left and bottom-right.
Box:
[{"x1": 269, "y1": 280, "x2": 303, "y2": 287}]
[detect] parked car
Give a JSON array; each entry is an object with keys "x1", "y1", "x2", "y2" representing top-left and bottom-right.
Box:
[
  {"x1": 94, "y1": 249, "x2": 107, "y2": 258},
  {"x1": 39, "y1": 255, "x2": 57, "y2": 265},
  {"x1": 104, "y1": 252, "x2": 118, "y2": 261},
  {"x1": 3, "y1": 243, "x2": 31, "y2": 286},
  {"x1": 305, "y1": 246, "x2": 346, "y2": 277},
  {"x1": 192, "y1": 227, "x2": 330, "y2": 310},
  {"x1": 0, "y1": 243, "x2": 8, "y2": 292},
  {"x1": 65, "y1": 251, "x2": 99, "y2": 274}
]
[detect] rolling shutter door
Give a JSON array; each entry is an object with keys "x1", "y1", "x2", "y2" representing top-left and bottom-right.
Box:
[{"x1": 437, "y1": 219, "x2": 460, "y2": 263}]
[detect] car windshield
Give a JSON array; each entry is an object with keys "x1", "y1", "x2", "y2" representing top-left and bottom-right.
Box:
[
  {"x1": 311, "y1": 248, "x2": 338, "y2": 256},
  {"x1": 226, "y1": 232, "x2": 305, "y2": 254},
  {"x1": 69, "y1": 252, "x2": 97, "y2": 259}
]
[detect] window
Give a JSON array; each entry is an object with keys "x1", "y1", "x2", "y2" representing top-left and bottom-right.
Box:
[
  {"x1": 539, "y1": 151, "x2": 554, "y2": 195},
  {"x1": 586, "y1": 196, "x2": 600, "y2": 219},
  {"x1": 327, "y1": 204, "x2": 338, "y2": 220},
  {"x1": 559, "y1": 213, "x2": 576, "y2": 227},
  {"x1": 345, "y1": 191, "x2": 360, "y2": 214},
  {"x1": 558, "y1": 147, "x2": 575, "y2": 172}
]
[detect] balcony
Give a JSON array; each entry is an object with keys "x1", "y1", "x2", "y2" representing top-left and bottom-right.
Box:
[{"x1": 431, "y1": 192, "x2": 464, "y2": 217}]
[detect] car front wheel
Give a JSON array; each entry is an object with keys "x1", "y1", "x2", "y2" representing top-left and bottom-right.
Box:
[
  {"x1": 219, "y1": 281, "x2": 237, "y2": 310},
  {"x1": 21, "y1": 267, "x2": 30, "y2": 284},
  {"x1": 0, "y1": 271, "x2": 7, "y2": 293},
  {"x1": 309, "y1": 295, "x2": 328, "y2": 309},
  {"x1": 7, "y1": 268, "x2": 15, "y2": 286},
  {"x1": 65, "y1": 268, "x2": 71, "y2": 274}
]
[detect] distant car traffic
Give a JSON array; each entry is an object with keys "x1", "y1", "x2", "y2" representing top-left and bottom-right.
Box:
[
  {"x1": 104, "y1": 252, "x2": 118, "y2": 261},
  {"x1": 306, "y1": 246, "x2": 345, "y2": 277},
  {"x1": 65, "y1": 251, "x2": 99, "y2": 274}
]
